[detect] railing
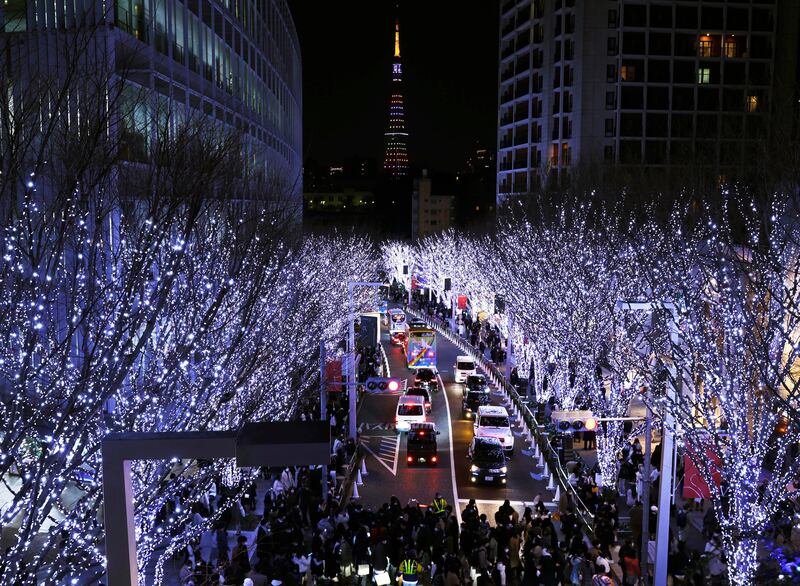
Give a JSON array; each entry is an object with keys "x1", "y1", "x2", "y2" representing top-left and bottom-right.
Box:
[
  {"x1": 334, "y1": 444, "x2": 365, "y2": 506},
  {"x1": 407, "y1": 308, "x2": 596, "y2": 534}
]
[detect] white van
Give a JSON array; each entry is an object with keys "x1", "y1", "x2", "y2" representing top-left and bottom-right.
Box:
[
  {"x1": 395, "y1": 395, "x2": 426, "y2": 433},
  {"x1": 473, "y1": 405, "x2": 514, "y2": 454},
  {"x1": 453, "y1": 355, "x2": 477, "y2": 383}
]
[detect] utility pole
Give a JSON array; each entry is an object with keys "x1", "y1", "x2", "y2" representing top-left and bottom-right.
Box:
[
  {"x1": 320, "y1": 339, "x2": 328, "y2": 502},
  {"x1": 615, "y1": 301, "x2": 679, "y2": 586},
  {"x1": 506, "y1": 311, "x2": 514, "y2": 383},
  {"x1": 641, "y1": 388, "x2": 652, "y2": 581}
]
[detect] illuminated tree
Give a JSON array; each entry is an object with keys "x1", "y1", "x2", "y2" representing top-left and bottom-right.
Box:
[
  {"x1": 0, "y1": 38, "x2": 376, "y2": 583},
  {"x1": 634, "y1": 198, "x2": 800, "y2": 586},
  {"x1": 381, "y1": 240, "x2": 416, "y2": 292}
]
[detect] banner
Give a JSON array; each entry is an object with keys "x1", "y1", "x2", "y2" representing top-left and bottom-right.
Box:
[
  {"x1": 683, "y1": 446, "x2": 721, "y2": 499},
  {"x1": 457, "y1": 295, "x2": 467, "y2": 310},
  {"x1": 325, "y1": 360, "x2": 342, "y2": 393}
]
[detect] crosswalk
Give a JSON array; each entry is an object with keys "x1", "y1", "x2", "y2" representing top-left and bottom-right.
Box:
[{"x1": 362, "y1": 434, "x2": 400, "y2": 476}]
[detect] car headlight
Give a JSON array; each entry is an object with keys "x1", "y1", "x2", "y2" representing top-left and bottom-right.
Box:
[
  {"x1": 470, "y1": 465, "x2": 479, "y2": 473},
  {"x1": 501, "y1": 466, "x2": 507, "y2": 474}
]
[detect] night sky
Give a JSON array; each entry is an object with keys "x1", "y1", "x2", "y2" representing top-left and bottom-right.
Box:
[{"x1": 287, "y1": 1, "x2": 499, "y2": 174}]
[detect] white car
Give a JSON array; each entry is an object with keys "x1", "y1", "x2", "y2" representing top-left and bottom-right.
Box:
[
  {"x1": 395, "y1": 395, "x2": 426, "y2": 433},
  {"x1": 453, "y1": 355, "x2": 476, "y2": 384},
  {"x1": 473, "y1": 405, "x2": 514, "y2": 454}
]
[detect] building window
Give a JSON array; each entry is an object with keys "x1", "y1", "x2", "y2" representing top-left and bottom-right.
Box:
[
  {"x1": 747, "y1": 95, "x2": 758, "y2": 112},
  {"x1": 553, "y1": 92, "x2": 561, "y2": 113},
  {"x1": 620, "y1": 65, "x2": 636, "y2": 82},
  {"x1": 564, "y1": 39, "x2": 574, "y2": 60},
  {"x1": 606, "y1": 91, "x2": 616, "y2": 110},
  {"x1": 550, "y1": 144, "x2": 559, "y2": 166},
  {"x1": 604, "y1": 145, "x2": 615, "y2": 162},
  {"x1": 697, "y1": 67, "x2": 711, "y2": 84},
  {"x1": 563, "y1": 92, "x2": 572, "y2": 113},
  {"x1": 605, "y1": 118, "x2": 616, "y2": 137},
  {"x1": 561, "y1": 143, "x2": 571, "y2": 165},
  {"x1": 563, "y1": 118, "x2": 572, "y2": 139},
  {"x1": 724, "y1": 37, "x2": 737, "y2": 58},
  {"x1": 608, "y1": 9, "x2": 618, "y2": 28},
  {"x1": 606, "y1": 64, "x2": 617, "y2": 82},
  {"x1": 698, "y1": 37, "x2": 712, "y2": 57},
  {"x1": 608, "y1": 37, "x2": 619, "y2": 56}
]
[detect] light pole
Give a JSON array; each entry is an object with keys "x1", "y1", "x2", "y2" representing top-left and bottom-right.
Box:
[
  {"x1": 348, "y1": 281, "x2": 384, "y2": 440},
  {"x1": 615, "y1": 300, "x2": 679, "y2": 586}
]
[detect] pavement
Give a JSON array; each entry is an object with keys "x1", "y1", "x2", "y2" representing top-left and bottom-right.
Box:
[{"x1": 355, "y1": 318, "x2": 552, "y2": 524}]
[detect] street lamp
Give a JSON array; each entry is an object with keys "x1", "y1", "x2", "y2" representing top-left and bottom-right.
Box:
[{"x1": 615, "y1": 300, "x2": 679, "y2": 586}]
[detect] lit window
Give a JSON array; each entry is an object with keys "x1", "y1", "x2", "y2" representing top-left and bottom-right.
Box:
[
  {"x1": 747, "y1": 95, "x2": 758, "y2": 112},
  {"x1": 698, "y1": 37, "x2": 712, "y2": 57},
  {"x1": 724, "y1": 37, "x2": 737, "y2": 58},
  {"x1": 697, "y1": 68, "x2": 711, "y2": 84},
  {"x1": 620, "y1": 65, "x2": 636, "y2": 82}
]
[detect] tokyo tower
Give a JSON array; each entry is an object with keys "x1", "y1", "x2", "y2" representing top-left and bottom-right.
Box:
[{"x1": 383, "y1": 17, "x2": 409, "y2": 178}]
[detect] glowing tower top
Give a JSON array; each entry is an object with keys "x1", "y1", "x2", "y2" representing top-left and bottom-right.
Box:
[{"x1": 383, "y1": 16, "x2": 409, "y2": 178}]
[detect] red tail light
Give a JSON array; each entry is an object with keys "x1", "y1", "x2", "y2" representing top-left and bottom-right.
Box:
[
  {"x1": 407, "y1": 456, "x2": 413, "y2": 463},
  {"x1": 425, "y1": 403, "x2": 431, "y2": 409},
  {"x1": 431, "y1": 456, "x2": 437, "y2": 463}
]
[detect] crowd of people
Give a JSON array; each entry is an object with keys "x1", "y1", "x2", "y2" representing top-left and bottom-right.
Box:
[{"x1": 176, "y1": 467, "x2": 635, "y2": 586}]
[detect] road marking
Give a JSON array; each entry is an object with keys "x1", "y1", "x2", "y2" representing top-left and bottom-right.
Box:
[
  {"x1": 439, "y1": 371, "x2": 461, "y2": 525},
  {"x1": 363, "y1": 435, "x2": 399, "y2": 476},
  {"x1": 358, "y1": 422, "x2": 395, "y2": 432}
]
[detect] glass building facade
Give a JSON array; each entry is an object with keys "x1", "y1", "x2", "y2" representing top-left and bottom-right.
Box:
[{"x1": 2, "y1": 0, "x2": 302, "y2": 205}]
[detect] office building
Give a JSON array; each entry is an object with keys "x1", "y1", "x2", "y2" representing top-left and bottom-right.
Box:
[
  {"x1": 1, "y1": 0, "x2": 302, "y2": 208},
  {"x1": 496, "y1": 0, "x2": 800, "y2": 204}
]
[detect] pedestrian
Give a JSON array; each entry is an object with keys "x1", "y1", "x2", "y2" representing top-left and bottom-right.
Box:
[{"x1": 676, "y1": 504, "x2": 688, "y2": 542}]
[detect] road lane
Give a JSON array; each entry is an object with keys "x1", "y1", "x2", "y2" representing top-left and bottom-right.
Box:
[
  {"x1": 357, "y1": 315, "x2": 550, "y2": 520},
  {"x1": 355, "y1": 328, "x2": 454, "y2": 510}
]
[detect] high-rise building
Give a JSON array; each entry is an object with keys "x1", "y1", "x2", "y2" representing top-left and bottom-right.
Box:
[
  {"x1": 1, "y1": 0, "x2": 303, "y2": 209},
  {"x1": 384, "y1": 18, "x2": 409, "y2": 178},
  {"x1": 496, "y1": 0, "x2": 800, "y2": 204}
]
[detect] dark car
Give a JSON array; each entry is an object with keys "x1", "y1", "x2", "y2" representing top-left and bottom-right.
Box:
[
  {"x1": 405, "y1": 386, "x2": 432, "y2": 413},
  {"x1": 407, "y1": 422, "x2": 439, "y2": 466},
  {"x1": 414, "y1": 368, "x2": 437, "y2": 392},
  {"x1": 468, "y1": 437, "x2": 508, "y2": 485},
  {"x1": 462, "y1": 388, "x2": 490, "y2": 418},
  {"x1": 465, "y1": 374, "x2": 489, "y2": 394}
]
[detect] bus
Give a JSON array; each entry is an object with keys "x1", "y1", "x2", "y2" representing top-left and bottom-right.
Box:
[
  {"x1": 387, "y1": 308, "x2": 407, "y2": 334},
  {"x1": 407, "y1": 326, "x2": 437, "y2": 370}
]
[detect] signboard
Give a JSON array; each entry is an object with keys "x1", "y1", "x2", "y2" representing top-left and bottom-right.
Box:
[
  {"x1": 325, "y1": 360, "x2": 343, "y2": 393},
  {"x1": 457, "y1": 295, "x2": 467, "y2": 310},
  {"x1": 359, "y1": 312, "x2": 380, "y2": 347}
]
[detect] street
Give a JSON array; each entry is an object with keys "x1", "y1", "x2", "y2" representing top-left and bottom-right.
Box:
[{"x1": 356, "y1": 317, "x2": 551, "y2": 521}]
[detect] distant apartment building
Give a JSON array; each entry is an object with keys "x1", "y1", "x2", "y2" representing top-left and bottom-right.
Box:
[
  {"x1": 496, "y1": 0, "x2": 800, "y2": 204},
  {"x1": 412, "y1": 172, "x2": 455, "y2": 240}
]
